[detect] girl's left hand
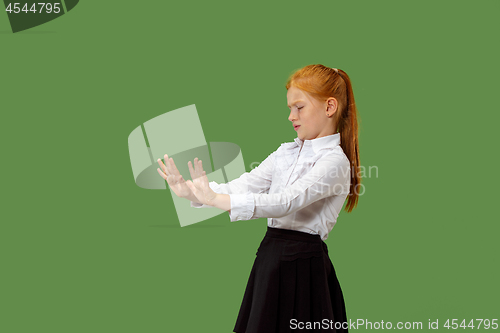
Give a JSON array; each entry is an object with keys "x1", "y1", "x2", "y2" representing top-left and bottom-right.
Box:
[{"x1": 185, "y1": 159, "x2": 218, "y2": 206}]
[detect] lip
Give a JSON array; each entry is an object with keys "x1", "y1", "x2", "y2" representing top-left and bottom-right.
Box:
[{"x1": 294, "y1": 125, "x2": 301, "y2": 131}]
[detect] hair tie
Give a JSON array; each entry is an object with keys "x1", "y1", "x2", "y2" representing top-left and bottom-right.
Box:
[{"x1": 332, "y1": 67, "x2": 339, "y2": 74}]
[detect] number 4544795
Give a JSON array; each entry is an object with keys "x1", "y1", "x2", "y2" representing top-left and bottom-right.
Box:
[
  {"x1": 5, "y1": 3, "x2": 61, "y2": 14},
  {"x1": 444, "y1": 319, "x2": 498, "y2": 329}
]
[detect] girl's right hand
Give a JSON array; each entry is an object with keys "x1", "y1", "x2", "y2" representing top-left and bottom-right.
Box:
[{"x1": 157, "y1": 155, "x2": 205, "y2": 202}]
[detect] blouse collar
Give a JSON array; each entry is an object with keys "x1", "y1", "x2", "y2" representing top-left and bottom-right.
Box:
[{"x1": 292, "y1": 133, "x2": 341, "y2": 154}]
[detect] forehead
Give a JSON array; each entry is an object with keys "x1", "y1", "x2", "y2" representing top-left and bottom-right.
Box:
[{"x1": 287, "y1": 86, "x2": 307, "y2": 106}]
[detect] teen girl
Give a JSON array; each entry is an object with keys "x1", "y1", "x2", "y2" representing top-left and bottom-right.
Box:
[{"x1": 157, "y1": 64, "x2": 361, "y2": 332}]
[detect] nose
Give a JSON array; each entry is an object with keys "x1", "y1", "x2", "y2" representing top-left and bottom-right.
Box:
[{"x1": 288, "y1": 110, "x2": 297, "y2": 122}]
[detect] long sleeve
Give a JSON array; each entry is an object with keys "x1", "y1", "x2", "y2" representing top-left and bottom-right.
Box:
[
  {"x1": 228, "y1": 152, "x2": 350, "y2": 222},
  {"x1": 190, "y1": 149, "x2": 276, "y2": 209}
]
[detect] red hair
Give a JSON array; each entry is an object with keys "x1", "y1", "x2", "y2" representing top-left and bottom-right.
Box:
[{"x1": 285, "y1": 64, "x2": 361, "y2": 212}]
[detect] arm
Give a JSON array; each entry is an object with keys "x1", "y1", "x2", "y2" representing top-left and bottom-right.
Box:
[
  {"x1": 227, "y1": 152, "x2": 351, "y2": 222},
  {"x1": 190, "y1": 149, "x2": 276, "y2": 208}
]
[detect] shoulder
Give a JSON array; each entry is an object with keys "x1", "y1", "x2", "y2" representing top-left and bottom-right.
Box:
[
  {"x1": 326, "y1": 146, "x2": 350, "y2": 165},
  {"x1": 315, "y1": 147, "x2": 351, "y2": 172}
]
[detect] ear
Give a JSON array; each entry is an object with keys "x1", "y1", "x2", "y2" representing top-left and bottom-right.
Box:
[{"x1": 326, "y1": 97, "x2": 338, "y2": 115}]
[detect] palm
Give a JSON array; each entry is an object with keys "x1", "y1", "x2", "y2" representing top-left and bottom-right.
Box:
[
  {"x1": 156, "y1": 155, "x2": 201, "y2": 199},
  {"x1": 170, "y1": 177, "x2": 191, "y2": 198},
  {"x1": 187, "y1": 168, "x2": 216, "y2": 206},
  {"x1": 157, "y1": 155, "x2": 215, "y2": 205}
]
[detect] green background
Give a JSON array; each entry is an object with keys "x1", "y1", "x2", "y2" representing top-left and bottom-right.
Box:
[{"x1": 1, "y1": 0, "x2": 498, "y2": 332}]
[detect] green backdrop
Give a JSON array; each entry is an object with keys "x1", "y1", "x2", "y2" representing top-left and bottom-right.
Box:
[{"x1": 1, "y1": 0, "x2": 498, "y2": 332}]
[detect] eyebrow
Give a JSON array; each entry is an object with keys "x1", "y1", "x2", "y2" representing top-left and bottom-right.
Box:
[{"x1": 287, "y1": 100, "x2": 305, "y2": 108}]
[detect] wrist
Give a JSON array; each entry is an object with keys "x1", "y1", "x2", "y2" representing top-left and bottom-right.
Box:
[{"x1": 212, "y1": 193, "x2": 231, "y2": 212}]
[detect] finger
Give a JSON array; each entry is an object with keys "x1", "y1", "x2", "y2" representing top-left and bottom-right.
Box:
[
  {"x1": 194, "y1": 159, "x2": 204, "y2": 180},
  {"x1": 157, "y1": 168, "x2": 167, "y2": 180},
  {"x1": 162, "y1": 154, "x2": 173, "y2": 176},
  {"x1": 157, "y1": 158, "x2": 167, "y2": 175},
  {"x1": 196, "y1": 160, "x2": 203, "y2": 178},
  {"x1": 193, "y1": 157, "x2": 199, "y2": 176},
  {"x1": 191, "y1": 157, "x2": 203, "y2": 180},
  {"x1": 164, "y1": 154, "x2": 179, "y2": 178},
  {"x1": 188, "y1": 160, "x2": 196, "y2": 180},
  {"x1": 164, "y1": 154, "x2": 174, "y2": 175},
  {"x1": 169, "y1": 157, "x2": 183, "y2": 179},
  {"x1": 166, "y1": 157, "x2": 185, "y2": 185},
  {"x1": 157, "y1": 158, "x2": 162, "y2": 167}
]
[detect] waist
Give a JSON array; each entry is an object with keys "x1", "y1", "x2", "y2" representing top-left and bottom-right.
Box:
[{"x1": 265, "y1": 226, "x2": 322, "y2": 244}]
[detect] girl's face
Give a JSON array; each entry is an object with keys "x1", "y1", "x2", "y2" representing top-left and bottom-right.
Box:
[{"x1": 287, "y1": 86, "x2": 338, "y2": 141}]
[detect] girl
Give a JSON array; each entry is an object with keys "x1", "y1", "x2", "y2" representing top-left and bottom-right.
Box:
[{"x1": 157, "y1": 64, "x2": 361, "y2": 332}]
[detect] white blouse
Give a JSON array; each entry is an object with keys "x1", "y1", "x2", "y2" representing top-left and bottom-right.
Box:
[{"x1": 191, "y1": 133, "x2": 351, "y2": 240}]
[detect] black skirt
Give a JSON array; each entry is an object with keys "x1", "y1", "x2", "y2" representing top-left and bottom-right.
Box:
[{"x1": 233, "y1": 226, "x2": 348, "y2": 333}]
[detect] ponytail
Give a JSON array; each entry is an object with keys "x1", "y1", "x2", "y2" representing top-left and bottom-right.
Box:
[{"x1": 337, "y1": 70, "x2": 361, "y2": 212}]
